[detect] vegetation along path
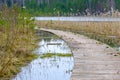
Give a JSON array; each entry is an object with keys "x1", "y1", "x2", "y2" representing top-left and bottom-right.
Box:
[{"x1": 40, "y1": 28, "x2": 120, "y2": 80}]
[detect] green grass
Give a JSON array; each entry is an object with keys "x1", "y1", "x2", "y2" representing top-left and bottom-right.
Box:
[{"x1": 40, "y1": 53, "x2": 72, "y2": 58}]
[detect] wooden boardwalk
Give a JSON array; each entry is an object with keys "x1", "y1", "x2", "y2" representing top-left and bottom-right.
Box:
[{"x1": 41, "y1": 28, "x2": 120, "y2": 80}]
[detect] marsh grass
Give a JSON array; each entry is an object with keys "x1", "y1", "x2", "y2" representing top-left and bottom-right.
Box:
[
  {"x1": 40, "y1": 53, "x2": 72, "y2": 58},
  {"x1": 0, "y1": 6, "x2": 38, "y2": 79},
  {"x1": 35, "y1": 21, "x2": 120, "y2": 48}
]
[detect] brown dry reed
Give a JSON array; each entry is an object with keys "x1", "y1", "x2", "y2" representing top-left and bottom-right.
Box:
[{"x1": 0, "y1": 6, "x2": 38, "y2": 79}]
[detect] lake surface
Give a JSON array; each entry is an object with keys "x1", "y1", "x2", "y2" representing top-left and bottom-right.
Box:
[
  {"x1": 35, "y1": 17, "x2": 120, "y2": 21},
  {"x1": 12, "y1": 31, "x2": 74, "y2": 80}
]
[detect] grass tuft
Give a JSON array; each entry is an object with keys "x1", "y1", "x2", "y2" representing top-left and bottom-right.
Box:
[{"x1": 40, "y1": 53, "x2": 72, "y2": 58}]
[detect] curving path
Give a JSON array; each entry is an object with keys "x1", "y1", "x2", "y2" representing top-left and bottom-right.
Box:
[{"x1": 40, "y1": 28, "x2": 120, "y2": 80}]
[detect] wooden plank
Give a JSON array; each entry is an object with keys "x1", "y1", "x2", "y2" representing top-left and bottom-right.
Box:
[{"x1": 41, "y1": 28, "x2": 120, "y2": 80}]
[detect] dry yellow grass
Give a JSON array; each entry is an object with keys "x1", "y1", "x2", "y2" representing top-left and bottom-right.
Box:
[
  {"x1": 35, "y1": 21, "x2": 120, "y2": 47},
  {"x1": 0, "y1": 6, "x2": 38, "y2": 79}
]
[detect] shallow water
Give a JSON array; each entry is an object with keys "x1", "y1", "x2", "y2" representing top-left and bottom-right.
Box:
[
  {"x1": 35, "y1": 17, "x2": 120, "y2": 21},
  {"x1": 13, "y1": 31, "x2": 74, "y2": 80},
  {"x1": 117, "y1": 47, "x2": 120, "y2": 51}
]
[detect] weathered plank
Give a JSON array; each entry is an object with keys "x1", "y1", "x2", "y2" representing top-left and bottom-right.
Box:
[{"x1": 40, "y1": 28, "x2": 120, "y2": 80}]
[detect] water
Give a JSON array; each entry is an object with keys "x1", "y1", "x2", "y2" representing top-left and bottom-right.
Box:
[
  {"x1": 35, "y1": 17, "x2": 120, "y2": 21},
  {"x1": 12, "y1": 31, "x2": 74, "y2": 80},
  {"x1": 116, "y1": 47, "x2": 120, "y2": 51}
]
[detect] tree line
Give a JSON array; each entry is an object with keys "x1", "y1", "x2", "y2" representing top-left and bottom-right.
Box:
[{"x1": 0, "y1": 0, "x2": 120, "y2": 16}]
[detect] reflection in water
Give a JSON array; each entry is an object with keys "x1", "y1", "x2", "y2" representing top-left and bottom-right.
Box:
[
  {"x1": 35, "y1": 39, "x2": 71, "y2": 54},
  {"x1": 13, "y1": 31, "x2": 74, "y2": 80},
  {"x1": 13, "y1": 57, "x2": 73, "y2": 80},
  {"x1": 116, "y1": 47, "x2": 120, "y2": 51}
]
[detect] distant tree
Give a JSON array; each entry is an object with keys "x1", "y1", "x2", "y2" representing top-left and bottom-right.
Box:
[
  {"x1": 107, "y1": 0, "x2": 115, "y2": 16},
  {"x1": 0, "y1": 0, "x2": 120, "y2": 16},
  {"x1": 11, "y1": 0, "x2": 14, "y2": 7}
]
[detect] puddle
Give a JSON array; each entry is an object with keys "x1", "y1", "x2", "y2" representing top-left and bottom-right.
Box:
[
  {"x1": 116, "y1": 47, "x2": 120, "y2": 51},
  {"x1": 12, "y1": 31, "x2": 74, "y2": 80}
]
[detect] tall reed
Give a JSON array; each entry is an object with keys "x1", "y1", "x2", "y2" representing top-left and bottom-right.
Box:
[{"x1": 0, "y1": 5, "x2": 37, "y2": 79}]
